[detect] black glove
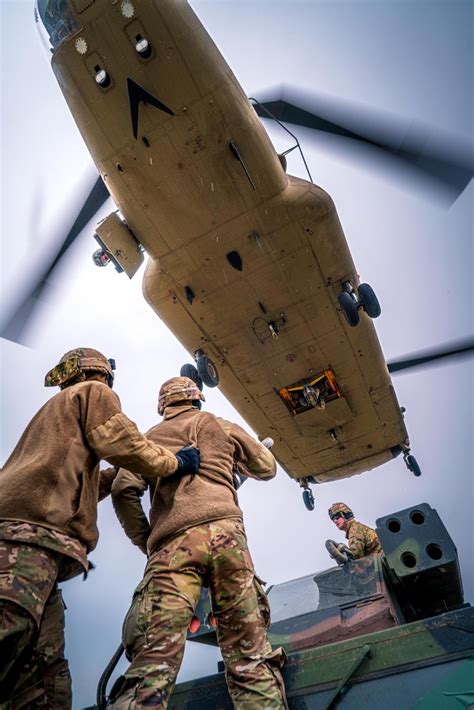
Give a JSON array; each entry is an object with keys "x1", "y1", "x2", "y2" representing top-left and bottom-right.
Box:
[{"x1": 175, "y1": 445, "x2": 200, "y2": 475}]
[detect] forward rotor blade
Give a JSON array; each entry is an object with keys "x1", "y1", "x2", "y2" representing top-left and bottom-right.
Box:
[
  {"x1": 1, "y1": 173, "x2": 110, "y2": 344},
  {"x1": 253, "y1": 86, "x2": 473, "y2": 202},
  {"x1": 387, "y1": 337, "x2": 474, "y2": 374}
]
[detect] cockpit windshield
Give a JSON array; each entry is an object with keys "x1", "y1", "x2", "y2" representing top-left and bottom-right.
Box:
[{"x1": 35, "y1": 0, "x2": 79, "y2": 54}]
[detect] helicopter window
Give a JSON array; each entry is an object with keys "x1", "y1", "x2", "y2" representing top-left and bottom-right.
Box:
[
  {"x1": 35, "y1": 0, "x2": 79, "y2": 54},
  {"x1": 267, "y1": 559, "x2": 379, "y2": 623}
]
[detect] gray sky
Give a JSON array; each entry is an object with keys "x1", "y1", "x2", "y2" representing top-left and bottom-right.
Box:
[{"x1": 1, "y1": 1, "x2": 473, "y2": 707}]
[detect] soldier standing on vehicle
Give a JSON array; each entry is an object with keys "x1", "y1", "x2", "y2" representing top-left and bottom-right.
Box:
[
  {"x1": 0, "y1": 349, "x2": 200, "y2": 708},
  {"x1": 328, "y1": 502, "x2": 382, "y2": 559},
  {"x1": 109, "y1": 375, "x2": 288, "y2": 709}
]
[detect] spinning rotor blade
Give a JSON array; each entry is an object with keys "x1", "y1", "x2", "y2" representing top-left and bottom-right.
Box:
[
  {"x1": 1, "y1": 173, "x2": 110, "y2": 344},
  {"x1": 253, "y1": 86, "x2": 473, "y2": 203},
  {"x1": 387, "y1": 337, "x2": 474, "y2": 374}
]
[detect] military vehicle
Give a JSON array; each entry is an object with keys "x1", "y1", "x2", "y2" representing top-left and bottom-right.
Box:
[{"x1": 96, "y1": 502, "x2": 474, "y2": 709}]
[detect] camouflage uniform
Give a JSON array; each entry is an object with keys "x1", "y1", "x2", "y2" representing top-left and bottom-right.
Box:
[
  {"x1": 0, "y1": 530, "x2": 76, "y2": 708},
  {"x1": 109, "y1": 518, "x2": 286, "y2": 709},
  {"x1": 110, "y1": 379, "x2": 286, "y2": 708},
  {"x1": 328, "y1": 503, "x2": 382, "y2": 561},
  {"x1": 345, "y1": 520, "x2": 382, "y2": 560},
  {"x1": 0, "y1": 350, "x2": 187, "y2": 708}
]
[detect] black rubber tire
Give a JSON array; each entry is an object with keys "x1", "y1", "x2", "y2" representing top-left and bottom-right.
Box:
[
  {"x1": 180, "y1": 364, "x2": 203, "y2": 391},
  {"x1": 338, "y1": 291, "x2": 360, "y2": 327},
  {"x1": 303, "y1": 489, "x2": 315, "y2": 511},
  {"x1": 358, "y1": 283, "x2": 381, "y2": 318},
  {"x1": 196, "y1": 353, "x2": 219, "y2": 388},
  {"x1": 406, "y1": 454, "x2": 422, "y2": 477}
]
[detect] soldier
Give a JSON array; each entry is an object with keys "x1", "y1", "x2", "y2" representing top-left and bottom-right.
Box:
[
  {"x1": 0, "y1": 349, "x2": 200, "y2": 708},
  {"x1": 109, "y1": 375, "x2": 288, "y2": 709},
  {"x1": 328, "y1": 502, "x2": 382, "y2": 560}
]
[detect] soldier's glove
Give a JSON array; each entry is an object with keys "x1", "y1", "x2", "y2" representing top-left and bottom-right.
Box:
[{"x1": 175, "y1": 445, "x2": 200, "y2": 475}]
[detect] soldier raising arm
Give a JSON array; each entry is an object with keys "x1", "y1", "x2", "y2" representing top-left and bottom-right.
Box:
[
  {"x1": 0, "y1": 349, "x2": 199, "y2": 709},
  {"x1": 110, "y1": 376, "x2": 287, "y2": 709}
]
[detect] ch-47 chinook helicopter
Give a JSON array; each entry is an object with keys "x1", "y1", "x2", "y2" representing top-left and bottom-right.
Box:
[{"x1": 2, "y1": 0, "x2": 473, "y2": 509}]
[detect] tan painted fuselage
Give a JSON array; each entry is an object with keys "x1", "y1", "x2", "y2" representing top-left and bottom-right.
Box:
[{"x1": 49, "y1": 0, "x2": 408, "y2": 483}]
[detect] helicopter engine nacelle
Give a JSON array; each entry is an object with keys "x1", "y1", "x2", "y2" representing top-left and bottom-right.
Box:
[{"x1": 93, "y1": 213, "x2": 144, "y2": 278}]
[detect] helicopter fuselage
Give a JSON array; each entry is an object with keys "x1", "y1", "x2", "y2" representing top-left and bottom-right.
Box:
[{"x1": 42, "y1": 0, "x2": 409, "y2": 486}]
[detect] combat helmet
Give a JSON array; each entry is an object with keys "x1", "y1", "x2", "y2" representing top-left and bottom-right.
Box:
[
  {"x1": 158, "y1": 376, "x2": 205, "y2": 415},
  {"x1": 328, "y1": 502, "x2": 354, "y2": 520},
  {"x1": 45, "y1": 348, "x2": 115, "y2": 389}
]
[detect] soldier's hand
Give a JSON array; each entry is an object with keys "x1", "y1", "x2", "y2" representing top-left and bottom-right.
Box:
[{"x1": 175, "y1": 445, "x2": 200, "y2": 475}]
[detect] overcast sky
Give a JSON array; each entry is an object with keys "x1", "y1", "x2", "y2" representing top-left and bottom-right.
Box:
[{"x1": 1, "y1": 1, "x2": 473, "y2": 708}]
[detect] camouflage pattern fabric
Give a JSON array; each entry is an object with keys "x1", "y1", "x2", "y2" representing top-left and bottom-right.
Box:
[
  {"x1": 157, "y1": 377, "x2": 205, "y2": 416},
  {"x1": 346, "y1": 520, "x2": 382, "y2": 559},
  {"x1": 44, "y1": 347, "x2": 114, "y2": 388},
  {"x1": 0, "y1": 521, "x2": 88, "y2": 582},
  {"x1": 44, "y1": 354, "x2": 83, "y2": 388},
  {"x1": 109, "y1": 518, "x2": 287, "y2": 709},
  {"x1": 328, "y1": 502, "x2": 353, "y2": 519},
  {"x1": 0, "y1": 541, "x2": 72, "y2": 708},
  {"x1": 0, "y1": 540, "x2": 59, "y2": 627},
  {"x1": 0, "y1": 601, "x2": 35, "y2": 705}
]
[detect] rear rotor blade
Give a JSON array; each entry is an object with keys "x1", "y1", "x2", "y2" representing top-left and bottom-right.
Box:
[
  {"x1": 387, "y1": 337, "x2": 474, "y2": 374},
  {"x1": 253, "y1": 86, "x2": 473, "y2": 202},
  {"x1": 1, "y1": 173, "x2": 110, "y2": 344}
]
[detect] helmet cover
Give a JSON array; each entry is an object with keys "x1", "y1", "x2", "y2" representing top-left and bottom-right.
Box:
[
  {"x1": 328, "y1": 502, "x2": 354, "y2": 520},
  {"x1": 158, "y1": 376, "x2": 205, "y2": 415},
  {"x1": 45, "y1": 348, "x2": 114, "y2": 388}
]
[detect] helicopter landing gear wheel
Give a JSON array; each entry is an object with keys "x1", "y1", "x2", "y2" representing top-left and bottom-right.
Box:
[
  {"x1": 338, "y1": 291, "x2": 360, "y2": 327},
  {"x1": 195, "y1": 350, "x2": 219, "y2": 388},
  {"x1": 358, "y1": 283, "x2": 381, "y2": 318},
  {"x1": 404, "y1": 453, "x2": 422, "y2": 477},
  {"x1": 180, "y1": 364, "x2": 203, "y2": 391},
  {"x1": 303, "y1": 489, "x2": 315, "y2": 511}
]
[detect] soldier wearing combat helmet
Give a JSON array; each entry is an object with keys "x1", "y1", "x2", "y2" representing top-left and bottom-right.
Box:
[
  {"x1": 328, "y1": 502, "x2": 382, "y2": 560},
  {"x1": 110, "y1": 375, "x2": 288, "y2": 709},
  {"x1": 0, "y1": 350, "x2": 200, "y2": 707}
]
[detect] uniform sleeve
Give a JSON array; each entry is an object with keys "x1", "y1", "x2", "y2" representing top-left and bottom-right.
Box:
[
  {"x1": 217, "y1": 418, "x2": 277, "y2": 480},
  {"x1": 98, "y1": 467, "x2": 118, "y2": 501},
  {"x1": 111, "y1": 469, "x2": 151, "y2": 554},
  {"x1": 347, "y1": 523, "x2": 368, "y2": 560},
  {"x1": 81, "y1": 384, "x2": 178, "y2": 478}
]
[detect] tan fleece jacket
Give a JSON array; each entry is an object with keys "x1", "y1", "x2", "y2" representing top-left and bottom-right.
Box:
[
  {"x1": 112, "y1": 404, "x2": 276, "y2": 554},
  {"x1": 0, "y1": 381, "x2": 178, "y2": 552}
]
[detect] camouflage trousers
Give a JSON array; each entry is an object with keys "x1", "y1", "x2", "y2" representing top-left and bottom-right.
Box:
[
  {"x1": 0, "y1": 541, "x2": 72, "y2": 709},
  {"x1": 109, "y1": 518, "x2": 287, "y2": 709}
]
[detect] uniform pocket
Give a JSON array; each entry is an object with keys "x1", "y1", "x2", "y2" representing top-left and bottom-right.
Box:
[
  {"x1": 253, "y1": 574, "x2": 271, "y2": 629},
  {"x1": 122, "y1": 579, "x2": 153, "y2": 660}
]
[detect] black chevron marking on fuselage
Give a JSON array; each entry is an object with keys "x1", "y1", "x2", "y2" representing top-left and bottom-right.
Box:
[{"x1": 127, "y1": 77, "x2": 174, "y2": 140}]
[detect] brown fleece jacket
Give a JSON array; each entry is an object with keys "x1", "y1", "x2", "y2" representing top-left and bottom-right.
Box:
[
  {"x1": 112, "y1": 404, "x2": 276, "y2": 554},
  {"x1": 0, "y1": 381, "x2": 178, "y2": 552}
]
